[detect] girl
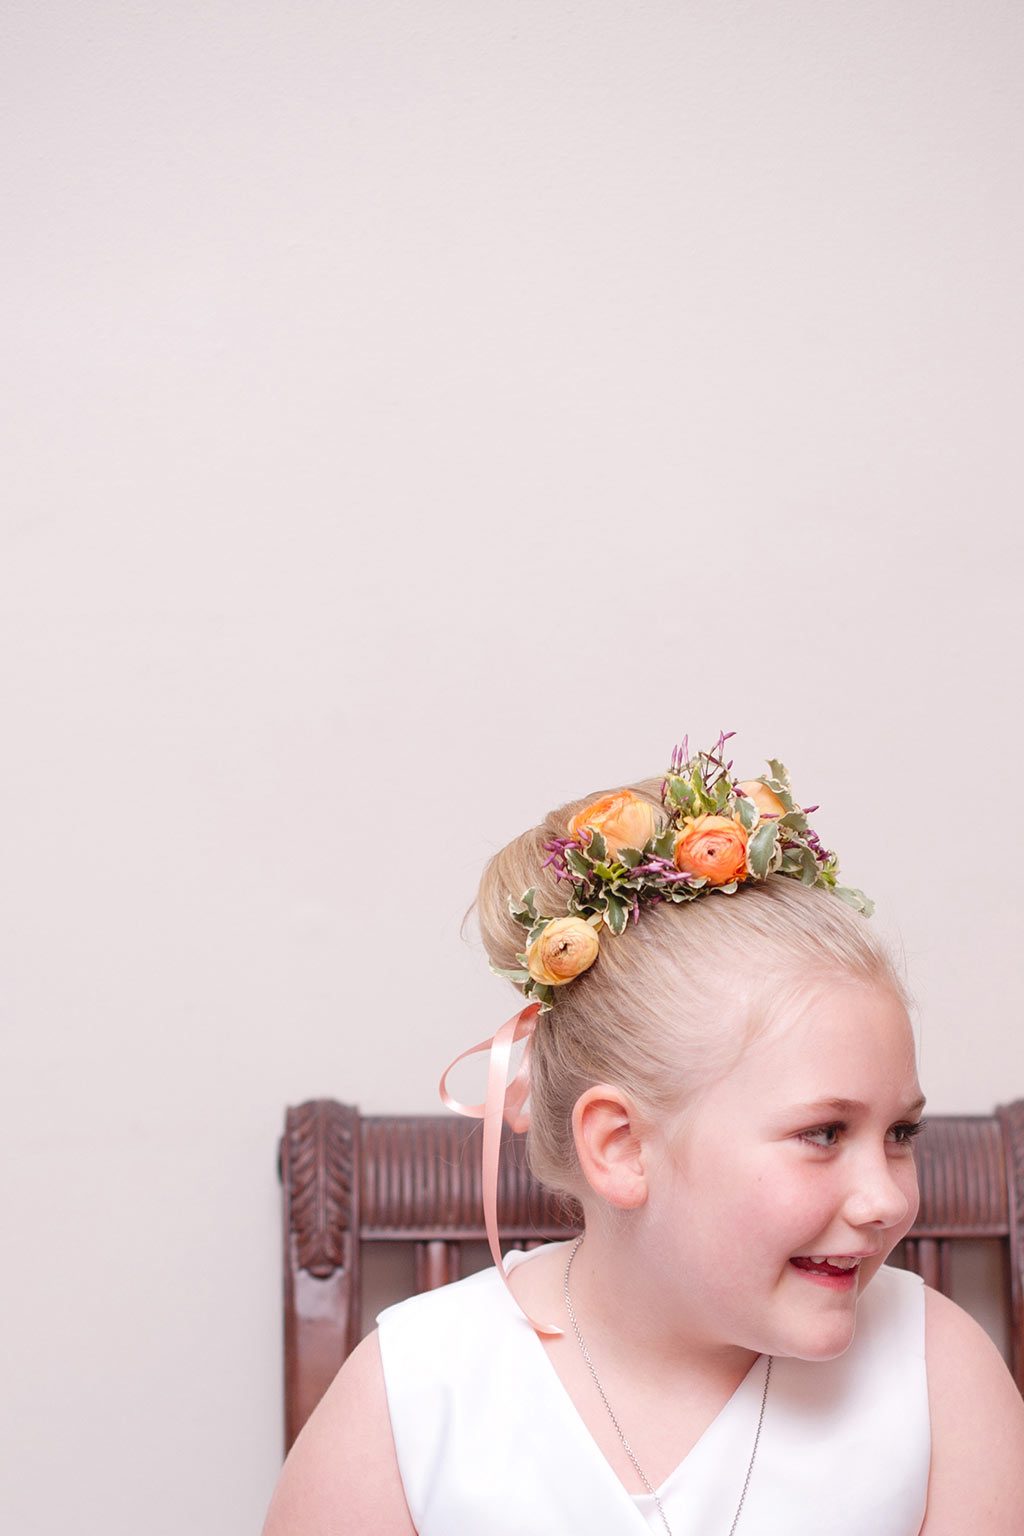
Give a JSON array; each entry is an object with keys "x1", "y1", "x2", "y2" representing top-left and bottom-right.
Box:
[{"x1": 263, "y1": 740, "x2": 1024, "y2": 1534}]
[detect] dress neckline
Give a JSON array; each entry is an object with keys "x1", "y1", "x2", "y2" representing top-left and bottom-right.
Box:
[{"x1": 502, "y1": 1243, "x2": 768, "y2": 1509}]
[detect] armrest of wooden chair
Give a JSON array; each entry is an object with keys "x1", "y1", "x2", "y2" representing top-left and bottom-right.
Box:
[{"x1": 278, "y1": 1099, "x2": 1024, "y2": 1453}]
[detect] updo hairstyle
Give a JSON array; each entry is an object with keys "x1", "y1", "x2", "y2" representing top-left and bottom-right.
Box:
[{"x1": 477, "y1": 779, "x2": 906, "y2": 1201}]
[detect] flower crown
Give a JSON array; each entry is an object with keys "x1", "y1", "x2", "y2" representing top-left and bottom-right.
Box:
[{"x1": 493, "y1": 734, "x2": 872, "y2": 1009}]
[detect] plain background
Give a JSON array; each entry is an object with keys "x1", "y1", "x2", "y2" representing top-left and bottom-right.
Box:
[{"x1": 3, "y1": 3, "x2": 1023, "y2": 1532}]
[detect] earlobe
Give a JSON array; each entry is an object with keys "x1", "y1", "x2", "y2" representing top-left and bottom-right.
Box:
[{"x1": 572, "y1": 1085, "x2": 650, "y2": 1209}]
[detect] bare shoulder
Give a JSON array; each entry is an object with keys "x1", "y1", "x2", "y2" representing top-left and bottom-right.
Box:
[
  {"x1": 261, "y1": 1331, "x2": 416, "y2": 1536},
  {"x1": 920, "y1": 1286, "x2": 1024, "y2": 1535}
]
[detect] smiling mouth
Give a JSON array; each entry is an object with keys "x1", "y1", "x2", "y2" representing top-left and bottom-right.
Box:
[{"x1": 790, "y1": 1255, "x2": 862, "y2": 1276}]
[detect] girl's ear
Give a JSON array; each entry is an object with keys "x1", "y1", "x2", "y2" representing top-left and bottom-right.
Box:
[{"x1": 572, "y1": 1084, "x2": 650, "y2": 1209}]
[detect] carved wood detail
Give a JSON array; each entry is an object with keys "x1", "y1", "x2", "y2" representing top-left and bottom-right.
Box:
[{"x1": 284, "y1": 1100, "x2": 359, "y2": 1278}]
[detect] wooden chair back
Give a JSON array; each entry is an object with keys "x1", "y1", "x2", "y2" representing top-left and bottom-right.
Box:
[{"x1": 278, "y1": 1099, "x2": 1024, "y2": 1452}]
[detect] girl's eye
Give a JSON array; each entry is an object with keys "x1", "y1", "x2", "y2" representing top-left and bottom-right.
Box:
[
  {"x1": 798, "y1": 1119, "x2": 927, "y2": 1150},
  {"x1": 888, "y1": 1119, "x2": 927, "y2": 1146},
  {"x1": 800, "y1": 1123, "x2": 843, "y2": 1148}
]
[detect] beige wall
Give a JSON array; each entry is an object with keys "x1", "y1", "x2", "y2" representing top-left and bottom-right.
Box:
[{"x1": 3, "y1": 3, "x2": 1023, "y2": 1531}]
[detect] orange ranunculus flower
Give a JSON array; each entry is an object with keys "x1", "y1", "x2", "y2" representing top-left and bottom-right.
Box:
[
  {"x1": 525, "y1": 917, "x2": 601, "y2": 987},
  {"x1": 673, "y1": 814, "x2": 749, "y2": 885},
  {"x1": 568, "y1": 790, "x2": 658, "y2": 857},
  {"x1": 737, "y1": 779, "x2": 787, "y2": 821}
]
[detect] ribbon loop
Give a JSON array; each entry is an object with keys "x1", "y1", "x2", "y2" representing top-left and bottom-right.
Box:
[{"x1": 439, "y1": 1002, "x2": 562, "y2": 1337}]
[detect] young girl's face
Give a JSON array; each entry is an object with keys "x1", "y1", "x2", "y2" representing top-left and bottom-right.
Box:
[{"x1": 643, "y1": 977, "x2": 923, "y2": 1363}]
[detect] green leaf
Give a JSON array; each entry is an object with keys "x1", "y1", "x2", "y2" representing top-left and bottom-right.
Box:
[
  {"x1": 763, "y1": 784, "x2": 796, "y2": 815},
  {"x1": 526, "y1": 917, "x2": 552, "y2": 947},
  {"x1": 735, "y1": 795, "x2": 758, "y2": 832},
  {"x1": 587, "y1": 831, "x2": 608, "y2": 863},
  {"x1": 510, "y1": 888, "x2": 538, "y2": 924},
  {"x1": 593, "y1": 862, "x2": 618, "y2": 882},
  {"x1": 668, "y1": 776, "x2": 688, "y2": 806},
  {"x1": 604, "y1": 894, "x2": 629, "y2": 935},
  {"x1": 835, "y1": 884, "x2": 874, "y2": 916},
  {"x1": 652, "y1": 829, "x2": 677, "y2": 861},
  {"x1": 566, "y1": 849, "x2": 591, "y2": 877},
  {"x1": 761, "y1": 764, "x2": 796, "y2": 814},
  {"x1": 747, "y1": 821, "x2": 779, "y2": 879},
  {"x1": 488, "y1": 962, "x2": 531, "y2": 984},
  {"x1": 778, "y1": 810, "x2": 807, "y2": 832},
  {"x1": 618, "y1": 846, "x2": 644, "y2": 868},
  {"x1": 798, "y1": 847, "x2": 819, "y2": 884}
]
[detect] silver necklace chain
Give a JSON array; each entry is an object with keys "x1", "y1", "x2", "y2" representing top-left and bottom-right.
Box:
[{"x1": 563, "y1": 1236, "x2": 772, "y2": 1536}]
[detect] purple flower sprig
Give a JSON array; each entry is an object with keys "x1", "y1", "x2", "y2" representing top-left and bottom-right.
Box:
[
  {"x1": 800, "y1": 823, "x2": 834, "y2": 868},
  {"x1": 540, "y1": 836, "x2": 578, "y2": 882},
  {"x1": 626, "y1": 855, "x2": 698, "y2": 886}
]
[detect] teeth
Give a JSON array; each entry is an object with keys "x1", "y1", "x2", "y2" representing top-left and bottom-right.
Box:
[{"x1": 804, "y1": 1255, "x2": 860, "y2": 1268}]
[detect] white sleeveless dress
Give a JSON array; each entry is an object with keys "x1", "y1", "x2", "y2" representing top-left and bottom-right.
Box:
[{"x1": 377, "y1": 1243, "x2": 930, "y2": 1536}]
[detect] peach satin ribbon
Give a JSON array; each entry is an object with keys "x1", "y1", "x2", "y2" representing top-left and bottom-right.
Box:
[{"x1": 439, "y1": 1001, "x2": 563, "y2": 1337}]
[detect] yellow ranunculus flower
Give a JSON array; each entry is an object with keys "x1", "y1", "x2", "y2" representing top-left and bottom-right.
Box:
[
  {"x1": 525, "y1": 916, "x2": 601, "y2": 986},
  {"x1": 568, "y1": 790, "x2": 657, "y2": 857}
]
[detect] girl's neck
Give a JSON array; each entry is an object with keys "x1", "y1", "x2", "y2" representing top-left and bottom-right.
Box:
[{"x1": 563, "y1": 1222, "x2": 758, "y2": 1387}]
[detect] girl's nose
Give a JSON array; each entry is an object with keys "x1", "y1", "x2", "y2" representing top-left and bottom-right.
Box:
[{"x1": 843, "y1": 1151, "x2": 918, "y2": 1231}]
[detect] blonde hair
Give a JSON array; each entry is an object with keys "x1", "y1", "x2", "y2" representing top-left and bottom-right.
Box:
[{"x1": 477, "y1": 779, "x2": 905, "y2": 1200}]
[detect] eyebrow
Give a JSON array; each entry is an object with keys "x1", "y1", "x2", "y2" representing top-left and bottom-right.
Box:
[{"x1": 794, "y1": 1095, "x2": 928, "y2": 1118}]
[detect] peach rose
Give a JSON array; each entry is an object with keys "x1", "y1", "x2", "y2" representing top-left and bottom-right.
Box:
[
  {"x1": 568, "y1": 790, "x2": 657, "y2": 857},
  {"x1": 737, "y1": 779, "x2": 787, "y2": 821},
  {"x1": 525, "y1": 916, "x2": 600, "y2": 986},
  {"x1": 673, "y1": 814, "x2": 749, "y2": 884}
]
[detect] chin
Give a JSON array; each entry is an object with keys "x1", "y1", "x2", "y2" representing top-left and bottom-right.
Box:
[{"x1": 781, "y1": 1316, "x2": 858, "y2": 1362}]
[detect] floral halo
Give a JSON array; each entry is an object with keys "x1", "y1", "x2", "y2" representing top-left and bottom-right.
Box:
[{"x1": 492, "y1": 733, "x2": 872, "y2": 1009}]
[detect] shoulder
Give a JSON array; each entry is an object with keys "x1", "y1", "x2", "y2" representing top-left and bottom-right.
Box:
[
  {"x1": 920, "y1": 1286, "x2": 1024, "y2": 1535},
  {"x1": 260, "y1": 1332, "x2": 416, "y2": 1536}
]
